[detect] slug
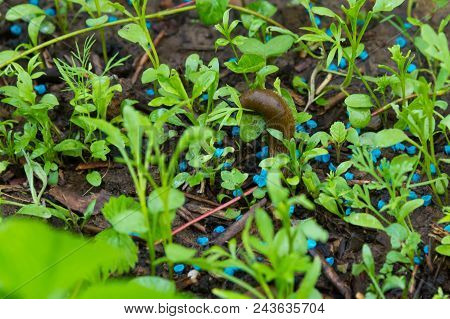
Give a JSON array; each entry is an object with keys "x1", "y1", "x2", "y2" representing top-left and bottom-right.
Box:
[{"x1": 240, "y1": 89, "x2": 295, "y2": 154}]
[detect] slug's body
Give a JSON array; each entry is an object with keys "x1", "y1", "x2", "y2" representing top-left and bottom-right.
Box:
[{"x1": 240, "y1": 89, "x2": 295, "y2": 154}]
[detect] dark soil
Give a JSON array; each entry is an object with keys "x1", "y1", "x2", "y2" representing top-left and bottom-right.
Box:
[{"x1": 1, "y1": 0, "x2": 449, "y2": 299}]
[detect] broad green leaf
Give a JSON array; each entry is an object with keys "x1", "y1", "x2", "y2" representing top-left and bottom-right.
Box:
[
  {"x1": 6, "y1": 4, "x2": 44, "y2": 21},
  {"x1": 86, "y1": 15, "x2": 108, "y2": 27},
  {"x1": 213, "y1": 289, "x2": 251, "y2": 299},
  {"x1": 362, "y1": 244, "x2": 375, "y2": 275},
  {"x1": 344, "y1": 213, "x2": 384, "y2": 230},
  {"x1": 17, "y1": 204, "x2": 52, "y2": 219},
  {"x1": 382, "y1": 275, "x2": 405, "y2": 293},
  {"x1": 330, "y1": 121, "x2": 347, "y2": 143},
  {"x1": 239, "y1": 113, "x2": 265, "y2": 142},
  {"x1": 101, "y1": 196, "x2": 148, "y2": 234},
  {"x1": 118, "y1": 23, "x2": 148, "y2": 49},
  {"x1": 53, "y1": 139, "x2": 85, "y2": 157},
  {"x1": 147, "y1": 187, "x2": 185, "y2": 214},
  {"x1": 345, "y1": 94, "x2": 373, "y2": 109},
  {"x1": 238, "y1": 35, "x2": 294, "y2": 59},
  {"x1": 196, "y1": 0, "x2": 229, "y2": 25},
  {"x1": 373, "y1": 0, "x2": 405, "y2": 13},
  {"x1": 79, "y1": 117, "x2": 126, "y2": 150},
  {"x1": 165, "y1": 243, "x2": 196, "y2": 262},
  {"x1": 255, "y1": 208, "x2": 274, "y2": 243},
  {"x1": 224, "y1": 54, "x2": 265, "y2": 74},
  {"x1": 28, "y1": 15, "x2": 46, "y2": 46},
  {"x1": 435, "y1": 244, "x2": 450, "y2": 256},
  {"x1": 374, "y1": 129, "x2": 408, "y2": 148},
  {"x1": 317, "y1": 193, "x2": 340, "y2": 216},
  {"x1": 86, "y1": 171, "x2": 102, "y2": 187}
]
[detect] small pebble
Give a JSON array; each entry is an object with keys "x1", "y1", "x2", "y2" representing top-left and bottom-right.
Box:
[
  {"x1": 444, "y1": 225, "x2": 450, "y2": 232},
  {"x1": 295, "y1": 150, "x2": 300, "y2": 158},
  {"x1": 359, "y1": 50, "x2": 369, "y2": 61},
  {"x1": 231, "y1": 126, "x2": 240, "y2": 136},
  {"x1": 411, "y1": 173, "x2": 420, "y2": 183},
  {"x1": 444, "y1": 145, "x2": 450, "y2": 155},
  {"x1": 45, "y1": 8, "x2": 56, "y2": 16},
  {"x1": 34, "y1": 84, "x2": 47, "y2": 95},
  {"x1": 214, "y1": 148, "x2": 224, "y2": 158},
  {"x1": 214, "y1": 225, "x2": 226, "y2": 234},
  {"x1": 178, "y1": 161, "x2": 187, "y2": 172},
  {"x1": 196, "y1": 236, "x2": 209, "y2": 246},
  {"x1": 173, "y1": 264, "x2": 185, "y2": 274},
  {"x1": 423, "y1": 245, "x2": 429, "y2": 254},
  {"x1": 407, "y1": 63, "x2": 417, "y2": 73},
  {"x1": 430, "y1": 163, "x2": 436, "y2": 175},
  {"x1": 307, "y1": 239, "x2": 317, "y2": 250},
  {"x1": 325, "y1": 257, "x2": 335, "y2": 266},
  {"x1": 10, "y1": 24, "x2": 22, "y2": 36},
  {"x1": 408, "y1": 191, "x2": 418, "y2": 200},
  {"x1": 344, "y1": 172, "x2": 354, "y2": 181},
  {"x1": 306, "y1": 120, "x2": 318, "y2": 129},
  {"x1": 338, "y1": 57, "x2": 347, "y2": 69},
  {"x1": 328, "y1": 63, "x2": 338, "y2": 71},
  {"x1": 328, "y1": 162, "x2": 336, "y2": 172},
  {"x1": 146, "y1": 88, "x2": 155, "y2": 96},
  {"x1": 422, "y1": 195, "x2": 432, "y2": 207},
  {"x1": 395, "y1": 36, "x2": 407, "y2": 48},
  {"x1": 187, "y1": 269, "x2": 199, "y2": 279},
  {"x1": 377, "y1": 200, "x2": 386, "y2": 210},
  {"x1": 233, "y1": 189, "x2": 242, "y2": 197},
  {"x1": 406, "y1": 145, "x2": 416, "y2": 155}
]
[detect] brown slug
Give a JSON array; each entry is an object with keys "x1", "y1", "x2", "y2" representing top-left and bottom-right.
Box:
[{"x1": 240, "y1": 89, "x2": 295, "y2": 154}]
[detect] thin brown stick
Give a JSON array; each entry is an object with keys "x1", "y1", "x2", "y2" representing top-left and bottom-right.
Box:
[
  {"x1": 184, "y1": 192, "x2": 219, "y2": 207},
  {"x1": 177, "y1": 207, "x2": 207, "y2": 233}
]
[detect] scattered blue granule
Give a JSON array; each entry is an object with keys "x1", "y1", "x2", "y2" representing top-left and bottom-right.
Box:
[
  {"x1": 422, "y1": 195, "x2": 432, "y2": 207},
  {"x1": 377, "y1": 200, "x2": 386, "y2": 210},
  {"x1": 228, "y1": 57, "x2": 237, "y2": 63},
  {"x1": 359, "y1": 50, "x2": 369, "y2": 61},
  {"x1": 256, "y1": 146, "x2": 269, "y2": 160},
  {"x1": 295, "y1": 150, "x2": 301, "y2": 159},
  {"x1": 201, "y1": 93, "x2": 208, "y2": 101},
  {"x1": 306, "y1": 120, "x2": 318, "y2": 129},
  {"x1": 34, "y1": 84, "x2": 47, "y2": 95},
  {"x1": 316, "y1": 154, "x2": 330, "y2": 163},
  {"x1": 328, "y1": 63, "x2": 338, "y2": 71},
  {"x1": 231, "y1": 126, "x2": 240, "y2": 136},
  {"x1": 222, "y1": 162, "x2": 232, "y2": 170},
  {"x1": 430, "y1": 163, "x2": 436, "y2": 175},
  {"x1": 146, "y1": 88, "x2": 155, "y2": 96},
  {"x1": 408, "y1": 191, "x2": 418, "y2": 200},
  {"x1": 224, "y1": 266, "x2": 239, "y2": 276},
  {"x1": 193, "y1": 265, "x2": 201, "y2": 271},
  {"x1": 29, "y1": 0, "x2": 40, "y2": 6},
  {"x1": 253, "y1": 169, "x2": 268, "y2": 188},
  {"x1": 214, "y1": 148, "x2": 224, "y2": 158},
  {"x1": 329, "y1": 162, "x2": 336, "y2": 172},
  {"x1": 45, "y1": 8, "x2": 56, "y2": 16},
  {"x1": 146, "y1": 21, "x2": 152, "y2": 29},
  {"x1": 406, "y1": 145, "x2": 416, "y2": 155},
  {"x1": 411, "y1": 173, "x2": 420, "y2": 183},
  {"x1": 444, "y1": 225, "x2": 450, "y2": 232},
  {"x1": 392, "y1": 143, "x2": 405, "y2": 152},
  {"x1": 395, "y1": 36, "x2": 407, "y2": 48},
  {"x1": 214, "y1": 225, "x2": 226, "y2": 234},
  {"x1": 174, "y1": 264, "x2": 185, "y2": 274},
  {"x1": 296, "y1": 123, "x2": 306, "y2": 133},
  {"x1": 345, "y1": 207, "x2": 352, "y2": 216},
  {"x1": 404, "y1": 22, "x2": 412, "y2": 29},
  {"x1": 344, "y1": 172, "x2": 354, "y2": 181},
  {"x1": 108, "y1": 15, "x2": 118, "y2": 22},
  {"x1": 338, "y1": 57, "x2": 348, "y2": 69},
  {"x1": 265, "y1": 35, "x2": 272, "y2": 42},
  {"x1": 413, "y1": 256, "x2": 422, "y2": 265},
  {"x1": 289, "y1": 205, "x2": 295, "y2": 217},
  {"x1": 235, "y1": 215, "x2": 243, "y2": 221},
  {"x1": 326, "y1": 28, "x2": 333, "y2": 37},
  {"x1": 371, "y1": 148, "x2": 382, "y2": 162},
  {"x1": 307, "y1": 239, "x2": 317, "y2": 250},
  {"x1": 325, "y1": 257, "x2": 335, "y2": 266},
  {"x1": 314, "y1": 16, "x2": 321, "y2": 27},
  {"x1": 178, "y1": 161, "x2": 187, "y2": 172},
  {"x1": 407, "y1": 63, "x2": 417, "y2": 73},
  {"x1": 423, "y1": 245, "x2": 429, "y2": 254},
  {"x1": 128, "y1": 232, "x2": 140, "y2": 237},
  {"x1": 233, "y1": 189, "x2": 242, "y2": 197},
  {"x1": 197, "y1": 236, "x2": 209, "y2": 246},
  {"x1": 10, "y1": 24, "x2": 22, "y2": 36},
  {"x1": 444, "y1": 145, "x2": 450, "y2": 155},
  {"x1": 216, "y1": 140, "x2": 223, "y2": 146},
  {"x1": 356, "y1": 19, "x2": 364, "y2": 26}
]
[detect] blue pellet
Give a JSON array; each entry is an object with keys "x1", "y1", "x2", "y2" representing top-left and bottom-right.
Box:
[
  {"x1": 289, "y1": 205, "x2": 295, "y2": 216},
  {"x1": 45, "y1": 8, "x2": 56, "y2": 16},
  {"x1": 233, "y1": 189, "x2": 242, "y2": 197},
  {"x1": 344, "y1": 172, "x2": 354, "y2": 181},
  {"x1": 306, "y1": 120, "x2": 318, "y2": 129},
  {"x1": 395, "y1": 36, "x2": 407, "y2": 48},
  {"x1": 325, "y1": 257, "x2": 335, "y2": 266},
  {"x1": 214, "y1": 225, "x2": 226, "y2": 233},
  {"x1": 174, "y1": 264, "x2": 185, "y2": 274},
  {"x1": 422, "y1": 195, "x2": 432, "y2": 207},
  {"x1": 146, "y1": 21, "x2": 152, "y2": 29},
  {"x1": 408, "y1": 191, "x2": 418, "y2": 200},
  {"x1": 329, "y1": 162, "x2": 336, "y2": 172},
  {"x1": 444, "y1": 145, "x2": 450, "y2": 155},
  {"x1": 193, "y1": 265, "x2": 201, "y2": 271},
  {"x1": 224, "y1": 266, "x2": 239, "y2": 276},
  {"x1": 430, "y1": 164, "x2": 436, "y2": 175},
  {"x1": 178, "y1": 161, "x2": 187, "y2": 172},
  {"x1": 108, "y1": 15, "x2": 118, "y2": 22},
  {"x1": 146, "y1": 88, "x2": 155, "y2": 96},
  {"x1": 411, "y1": 173, "x2": 420, "y2": 183},
  {"x1": 201, "y1": 93, "x2": 208, "y2": 101},
  {"x1": 256, "y1": 146, "x2": 269, "y2": 160},
  {"x1": 338, "y1": 57, "x2": 347, "y2": 69},
  {"x1": 214, "y1": 148, "x2": 224, "y2": 158},
  {"x1": 196, "y1": 236, "x2": 209, "y2": 246},
  {"x1": 326, "y1": 28, "x2": 333, "y2": 37},
  {"x1": 345, "y1": 207, "x2": 352, "y2": 216},
  {"x1": 406, "y1": 146, "x2": 416, "y2": 155},
  {"x1": 231, "y1": 126, "x2": 240, "y2": 136},
  {"x1": 10, "y1": 24, "x2": 22, "y2": 36},
  {"x1": 307, "y1": 239, "x2": 317, "y2": 250},
  {"x1": 29, "y1": 0, "x2": 40, "y2": 5},
  {"x1": 34, "y1": 84, "x2": 47, "y2": 95},
  {"x1": 356, "y1": 19, "x2": 364, "y2": 26},
  {"x1": 407, "y1": 63, "x2": 417, "y2": 73},
  {"x1": 371, "y1": 148, "x2": 381, "y2": 162},
  {"x1": 222, "y1": 162, "x2": 232, "y2": 170},
  {"x1": 404, "y1": 22, "x2": 412, "y2": 29},
  {"x1": 359, "y1": 50, "x2": 369, "y2": 61},
  {"x1": 444, "y1": 225, "x2": 450, "y2": 232},
  {"x1": 328, "y1": 63, "x2": 338, "y2": 71},
  {"x1": 413, "y1": 256, "x2": 421, "y2": 265},
  {"x1": 296, "y1": 124, "x2": 306, "y2": 133},
  {"x1": 235, "y1": 215, "x2": 243, "y2": 221},
  {"x1": 423, "y1": 245, "x2": 429, "y2": 254},
  {"x1": 314, "y1": 16, "x2": 321, "y2": 27},
  {"x1": 377, "y1": 200, "x2": 386, "y2": 210}
]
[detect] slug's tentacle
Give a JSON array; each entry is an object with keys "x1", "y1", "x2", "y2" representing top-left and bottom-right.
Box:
[{"x1": 240, "y1": 89, "x2": 295, "y2": 154}]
